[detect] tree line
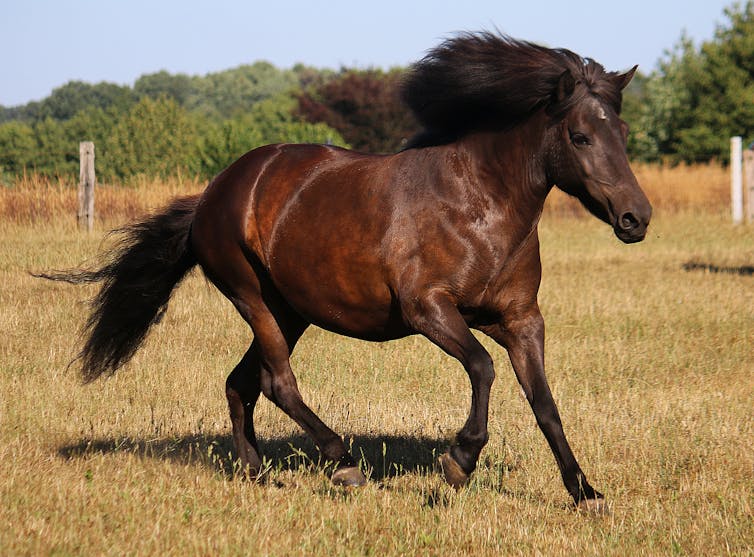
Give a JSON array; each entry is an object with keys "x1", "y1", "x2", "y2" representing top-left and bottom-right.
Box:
[
  {"x1": 0, "y1": 62, "x2": 348, "y2": 182},
  {"x1": 626, "y1": 1, "x2": 754, "y2": 162},
  {"x1": 1, "y1": 1, "x2": 752, "y2": 183}
]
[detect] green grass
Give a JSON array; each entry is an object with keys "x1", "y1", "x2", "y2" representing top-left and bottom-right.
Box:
[{"x1": 1, "y1": 211, "x2": 752, "y2": 556}]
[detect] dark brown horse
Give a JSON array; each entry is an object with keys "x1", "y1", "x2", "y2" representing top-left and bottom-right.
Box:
[{"x1": 42, "y1": 33, "x2": 651, "y2": 512}]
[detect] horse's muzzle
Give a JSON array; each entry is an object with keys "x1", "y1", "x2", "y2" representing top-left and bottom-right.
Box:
[{"x1": 614, "y1": 210, "x2": 649, "y2": 243}]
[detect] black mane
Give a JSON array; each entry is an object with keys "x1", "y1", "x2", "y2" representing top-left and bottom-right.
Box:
[{"x1": 401, "y1": 32, "x2": 627, "y2": 148}]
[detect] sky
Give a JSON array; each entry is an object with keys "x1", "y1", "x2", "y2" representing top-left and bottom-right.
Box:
[{"x1": 0, "y1": 0, "x2": 737, "y2": 107}]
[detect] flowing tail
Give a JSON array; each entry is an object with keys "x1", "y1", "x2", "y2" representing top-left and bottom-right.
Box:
[{"x1": 35, "y1": 195, "x2": 201, "y2": 382}]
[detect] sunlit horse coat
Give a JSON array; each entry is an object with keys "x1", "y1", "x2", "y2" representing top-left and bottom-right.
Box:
[{"x1": 41, "y1": 33, "x2": 651, "y2": 512}]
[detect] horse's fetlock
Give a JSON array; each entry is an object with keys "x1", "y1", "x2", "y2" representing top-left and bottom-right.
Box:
[{"x1": 450, "y1": 444, "x2": 479, "y2": 475}]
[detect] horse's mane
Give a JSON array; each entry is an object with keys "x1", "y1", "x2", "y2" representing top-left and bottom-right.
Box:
[{"x1": 401, "y1": 32, "x2": 628, "y2": 148}]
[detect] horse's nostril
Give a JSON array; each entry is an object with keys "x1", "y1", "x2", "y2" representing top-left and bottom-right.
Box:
[{"x1": 620, "y1": 212, "x2": 639, "y2": 230}]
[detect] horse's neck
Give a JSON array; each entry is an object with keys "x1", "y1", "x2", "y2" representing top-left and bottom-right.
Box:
[{"x1": 455, "y1": 123, "x2": 551, "y2": 227}]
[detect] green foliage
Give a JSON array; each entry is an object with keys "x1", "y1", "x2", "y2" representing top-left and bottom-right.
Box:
[
  {"x1": 31, "y1": 118, "x2": 73, "y2": 174},
  {"x1": 0, "y1": 108, "x2": 122, "y2": 177},
  {"x1": 193, "y1": 62, "x2": 299, "y2": 118},
  {"x1": 0, "y1": 105, "x2": 29, "y2": 124},
  {"x1": 133, "y1": 62, "x2": 318, "y2": 121},
  {"x1": 4, "y1": 2, "x2": 753, "y2": 177},
  {"x1": 620, "y1": 72, "x2": 649, "y2": 158},
  {"x1": 134, "y1": 71, "x2": 195, "y2": 106},
  {"x1": 0, "y1": 68, "x2": 344, "y2": 180},
  {"x1": 196, "y1": 94, "x2": 348, "y2": 177},
  {"x1": 104, "y1": 96, "x2": 197, "y2": 179},
  {"x1": 0, "y1": 121, "x2": 36, "y2": 175},
  {"x1": 627, "y1": 35, "x2": 701, "y2": 161},
  {"x1": 0, "y1": 81, "x2": 134, "y2": 127},
  {"x1": 634, "y1": 1, "x2": 754, "y2": 162},
  {"x1": 47, "y1": 81, "x2": 136, "y2": 121}
]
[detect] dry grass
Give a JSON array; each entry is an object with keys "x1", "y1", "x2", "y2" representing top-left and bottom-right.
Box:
[
  {"x1": 545, "y1": 162, "x2": 730, "y2": 218},
  {"x1": 0, "y1": 161, "x2": 732, "y2": 227},
  {"x1": 0, "y1": 172, "x2": 204, "y2": 227},
  {"x1": 632, "y1": 162, "x2": 731, "y2": 215},
  {"x1": 1, "y1": 163, "x2": 752, "y2": 555}
]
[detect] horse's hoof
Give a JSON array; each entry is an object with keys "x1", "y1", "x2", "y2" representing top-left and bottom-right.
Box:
[
  {"x1": 438, "y1": 451, "x2": 469, "y2": 489},
  {"x1": 576, "y1": 497, "x2": 610, "y2": 515},
  {"x1": 234, "y1": 461, "x2": 261, "y2": 482},
  {"x1": 240, "y1": 469, "x2": 260, "y2": 482},
  {"x1": 331, "y1": 466, "x2": 367, "y2": 487}
]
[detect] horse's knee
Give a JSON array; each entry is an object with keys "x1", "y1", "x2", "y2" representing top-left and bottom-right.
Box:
[
  {"x1": 531, "y1": 396, "x2": 563, "y2": 431},
  {"x1": 268, "y1": 372, "x2": 303, "y2": 413}
]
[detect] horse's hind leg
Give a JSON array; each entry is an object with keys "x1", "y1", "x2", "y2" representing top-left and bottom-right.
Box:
[
  {"x1": 226, "y1": 341, "x2": 264, "y2": 477},
  {"x1": 221, "y1": 279, "x2": 365, "y2": 486},
  {"x1": 250, "y1": 308, "x2": 366, "y2": 487},
  {"x1": 198, "y1": 238, "x2": 364, "y2": 485}
]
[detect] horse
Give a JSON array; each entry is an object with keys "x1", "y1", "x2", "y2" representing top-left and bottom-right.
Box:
[{"x1": 41, "y1": 32, "x2": 651, "y2": 512}]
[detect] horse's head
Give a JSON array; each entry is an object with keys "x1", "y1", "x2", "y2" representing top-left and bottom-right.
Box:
[{"x1": 547, "y1": 66, "x2": 652, "y2": 243}]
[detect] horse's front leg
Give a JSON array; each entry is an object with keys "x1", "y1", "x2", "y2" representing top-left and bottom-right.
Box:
[
  {"x1": 480, "y1": 308, "x2": 607, "y2": 512},
  {"x1": 403, "y1": 290, "x2": 495, "y2": 487}
]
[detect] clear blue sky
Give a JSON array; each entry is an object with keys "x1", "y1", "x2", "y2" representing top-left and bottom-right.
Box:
[{"x1": 0, "y1": 0, "x2": 736, "y2": 107}]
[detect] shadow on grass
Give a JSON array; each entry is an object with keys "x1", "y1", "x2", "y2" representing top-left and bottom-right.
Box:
[
  {"x1": 682, "y1": 261, "x2": 754, "y2": 276},
  {"x1": 58, "y1": 433, "x2": 449, "y2": 482}
]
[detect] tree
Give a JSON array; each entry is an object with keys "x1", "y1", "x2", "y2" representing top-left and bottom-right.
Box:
[
  {"x1": 134, "y1": 71, "x2": 196, "y2": 106},
  {"x1": 106, "y1": 96, "x2": 197, "y2": 179},
  {"x1": 637, "y1": 1, "x2": 754, "y2": 162},
  {"x1": 30, "y1": 117, "x2": 70, "y2": 174},
  {"x1": 190, "y1": 62, "x2": 300, "y2": 119},
  {"x1": 0, "y1": 105, "x2": 28, "y2": 124},
  {"x1": 195, "y1": 93, "x2": 347, "y2": 177},
  {"x1": 34, "y1": 81, "x2": 136, "y2": 121},
  {"x1": 296, "y1": 68, "x2": 418, "y2": 153},
  {"x1": 63, "y1": 107, "x2": 123, "y2": 178},
  {"x1": 0, "y1": 106, "x2": 124, "y2": 177},
  {"x1": 628, "y1": 35, "x2": 702, "y2": 162},
  {"x1": 620, "y1": 72, "x2": 650, "y2": 159},
  {"x1": 0, "y1": 121, "x2": 36, "y2": 174},
  {"x1": 684, "y1": 1, "x2": 754, "y2": 160}
]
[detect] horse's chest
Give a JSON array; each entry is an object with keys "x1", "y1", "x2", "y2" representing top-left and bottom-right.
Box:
[{"x1": 455, "y1": 231, "x2": 541, "y2": 312}]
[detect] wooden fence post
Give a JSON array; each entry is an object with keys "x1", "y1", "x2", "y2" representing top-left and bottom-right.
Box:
[
  {"x1": 78, "y1": 141, "x2": 95, "y2": 231},
  {"x1": 731, "y1": 137, "x2": 743, "y2": 224},
  {"x1": 744, "y1": 148, "x2": 754, "y2": 223}
]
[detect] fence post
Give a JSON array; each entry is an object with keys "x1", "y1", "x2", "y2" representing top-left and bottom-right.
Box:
[
  {"x1": 78, "y1": 141, "x2": 95, "y2": 231},
  {"x1": 744, "y1": 147, "x2": 754, "y2": 223},
  {"x1": 731, "y1": 137, "x2": 743, "y2": 224}
]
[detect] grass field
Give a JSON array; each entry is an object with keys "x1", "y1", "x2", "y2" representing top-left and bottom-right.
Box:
[{"x1": 1, "y1": 165, "x2": 752, "y2": 555}]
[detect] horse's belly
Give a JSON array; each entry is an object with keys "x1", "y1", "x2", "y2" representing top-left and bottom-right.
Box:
[{"x1": 268, "y1": 250, "x2": 407, "y2": 340}]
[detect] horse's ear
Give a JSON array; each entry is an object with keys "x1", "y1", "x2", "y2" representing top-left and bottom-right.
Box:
[
  {"x1": 555, "y1": 69, "x2": 576, "y2": 103},
  {"x1": 613, "y1": 65, "x2": 638, "y2": 90}
]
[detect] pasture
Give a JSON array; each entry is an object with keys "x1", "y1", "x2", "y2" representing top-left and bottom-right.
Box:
[{"x1": 0, "y1": 165, "x2": 752, "y2": 555}]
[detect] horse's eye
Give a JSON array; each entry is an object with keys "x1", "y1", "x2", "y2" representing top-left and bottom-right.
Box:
[{"x1": 570, "y1": 132, "x2": 590, "y2": 147}]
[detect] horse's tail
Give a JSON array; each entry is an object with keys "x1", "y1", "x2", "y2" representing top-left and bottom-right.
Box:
[{"x1": 35, "y1": 194, "x2": 201, "y2": 382}]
